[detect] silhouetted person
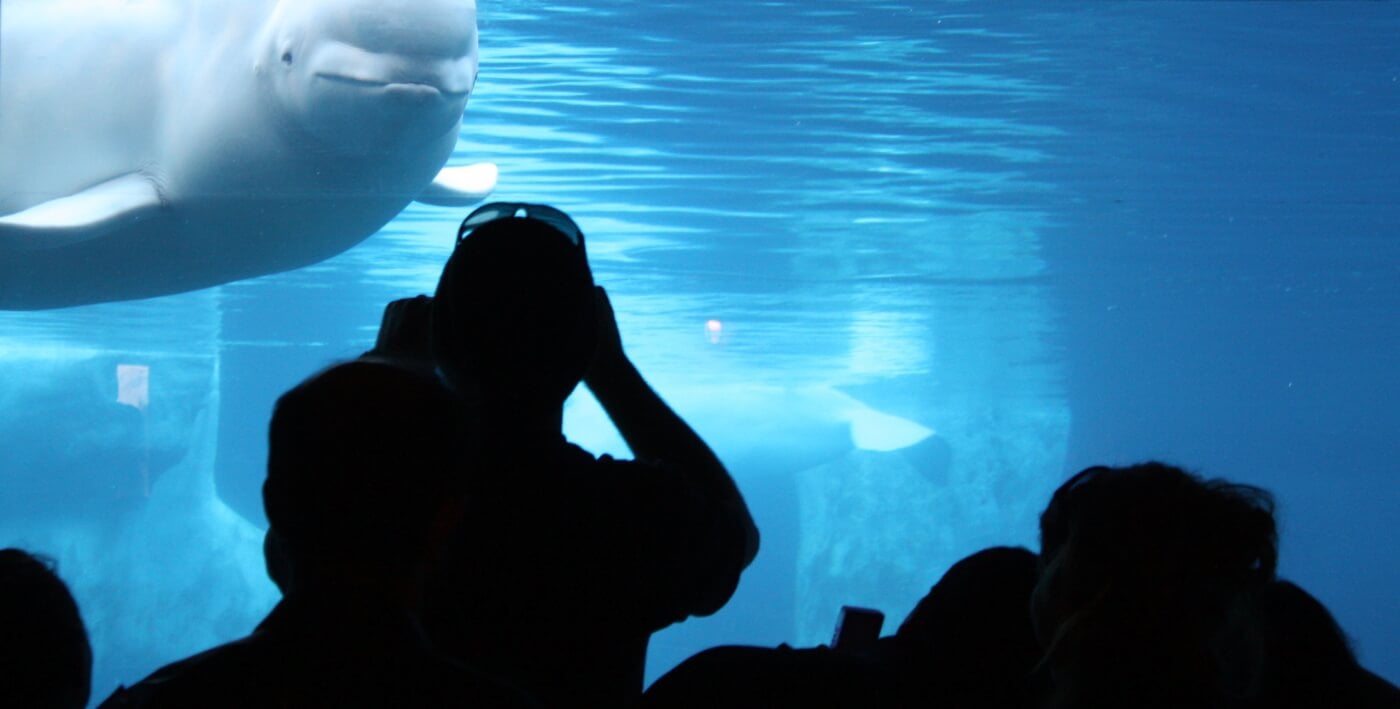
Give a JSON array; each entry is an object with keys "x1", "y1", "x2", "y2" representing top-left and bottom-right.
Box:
[
  {"x1": 1032, "y1": 462, "x2": 1279, "y2": 709},
  {"x1": 0, "y1": 548, "x2": 91, "y2": 709},
  {"x1": 1235, "y1": 579, "x2": 1400, "y2": 709},
  {"x1": 642, "y1": 546, "x2": 1047, "y2": 709},
  {"x1": 378, "y1": 202, "x2": 760, "y2": 707},
  {"x1": 99, "y1": 360, "x2": 536, "y2": 708}
]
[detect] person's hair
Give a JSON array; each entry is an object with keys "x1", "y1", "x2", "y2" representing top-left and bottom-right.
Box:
[
  {"x1": 1035, "y1": 462, "x2": 1277, "y2": 709},
  {"x1": 0, "y1": 548, "x2": 92, "y2": 709},
  {"x1": 262, "y1": 360, "x2": 471, "y2": 574},
  {"x1": 431, "y1": 216, "x2": 596, "y2": 409}
]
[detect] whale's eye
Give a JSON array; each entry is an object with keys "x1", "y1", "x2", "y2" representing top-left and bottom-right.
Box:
[{"x1": 281, "y1": 51, "x2": 294, "y2": 65}]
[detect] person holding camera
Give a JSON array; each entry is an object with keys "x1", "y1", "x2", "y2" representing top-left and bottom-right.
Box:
[{"x1": 373, "y1": 203, "x2": 759, "y2": 708}]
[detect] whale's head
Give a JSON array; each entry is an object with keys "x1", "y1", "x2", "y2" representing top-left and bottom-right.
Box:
[{"x1": 259, "y1": 0, "x2": 479, "y2": 155}]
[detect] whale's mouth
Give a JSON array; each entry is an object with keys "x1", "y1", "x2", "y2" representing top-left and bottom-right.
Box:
[{"x1": 315, "y1": 72, "x2": 469, "y2": 100}]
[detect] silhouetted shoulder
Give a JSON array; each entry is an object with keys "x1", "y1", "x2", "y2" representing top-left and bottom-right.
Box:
[
  {"x1": 1355, "y1": 669, "x2": 1400, "y2": 709},
  {"x1": 96, "y1": 638, "x2": 261, "y2": 709},
  {"x1": 1241, "y1": 579, "x2": 1400, "y2": 709},
  {"x1": 643, "y1": 644, "x2": 883, "y2": 709},
  {"x1": 97, "y1": 633, "x2": 538, "y2": 709}
]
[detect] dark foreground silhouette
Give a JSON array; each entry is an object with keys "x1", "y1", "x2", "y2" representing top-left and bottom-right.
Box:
[
  {"x1": 0, "y1": 548, "x2": 91, "y2": 709},
  {"x1": 643, "y1": 546, "x2": 1047, "y2": 708},
  {"x1": 1237, "y1": 579, "x2": 1400, "y2": 709},
  {"x1": 16, "y1": 200, "x2": 1392, "y2": 708},
  {"x1": 373, "y1": 202, "x2": 760, "y2": 708},
  {"x1": 1032, "y1": 462, "x2": 1280, "y2": 709},
  {"x1": 647, "y1": 461, "x2": 1398, "y2": 708},
  {"x1": 98, "y1": 361, "x2": 536, "y2": 708}
]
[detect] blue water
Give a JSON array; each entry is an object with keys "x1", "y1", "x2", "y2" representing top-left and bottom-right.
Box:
[{"x1": 1, "y1": 1, "x2": 1396, "y2": 702}]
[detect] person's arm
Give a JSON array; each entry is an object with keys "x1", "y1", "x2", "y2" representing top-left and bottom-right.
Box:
[{"x1": 583, "y1": 287, "x2": 760, "y2": 569}]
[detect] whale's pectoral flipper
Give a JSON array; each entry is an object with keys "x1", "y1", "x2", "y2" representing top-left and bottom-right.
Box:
[
  {"x1": 0, "y1": 173, "x2": 165, "y2": 250},
  {"x1": 414, "y1": 162, "x2": 499, "y2": 207}
]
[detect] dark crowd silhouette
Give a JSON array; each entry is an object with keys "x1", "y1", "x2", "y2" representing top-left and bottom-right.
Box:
[
  {"x1": 0, "y1": 548, "x2": 91, "y2": 709},
  {"x1": 2, "y1": 203, "x2": 1395, "y2": 708}
]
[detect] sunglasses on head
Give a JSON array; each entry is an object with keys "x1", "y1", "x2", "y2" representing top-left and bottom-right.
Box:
[{"x1": 457, "y1": 202, "x2": 584, "y2": 247}]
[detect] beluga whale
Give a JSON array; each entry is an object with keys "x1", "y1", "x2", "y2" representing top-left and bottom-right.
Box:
[{"x1": 0, "y1": 0, "x2": 496, "y2": 310}]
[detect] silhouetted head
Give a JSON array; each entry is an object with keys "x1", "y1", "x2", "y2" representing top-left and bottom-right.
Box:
[
  {"x1": 890, "y1": 546, "x2": 1043, "y2": 703},
  {"x1": 1033, "y1": 462, "x2": 1277, "y2": 708},
  {"x1": 432, "y1": 203, "x2": 596, "y2": 414},
  {"x1": 263, "y1": 360, "x2": 471, "y2": 586},
  {"x1": 0, "y1": 549, "x2": 91, "y2": 709},
  {"x1": 898, "y1": 545, "x2": 1040, "y2": 662}
]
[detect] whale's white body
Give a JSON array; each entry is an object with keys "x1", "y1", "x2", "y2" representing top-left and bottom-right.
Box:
[{"x1": 0, "y1": 0, "x2": 495, "y2": 309}]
